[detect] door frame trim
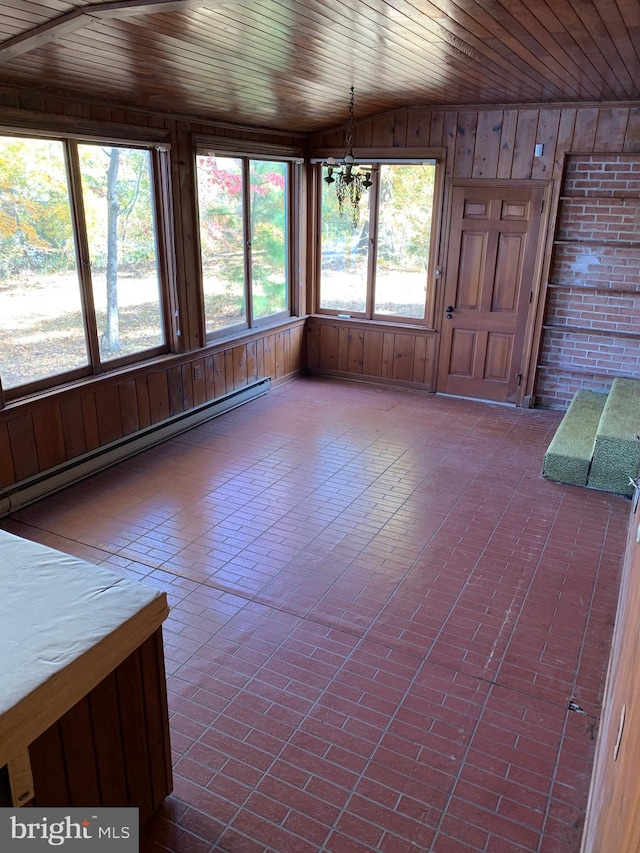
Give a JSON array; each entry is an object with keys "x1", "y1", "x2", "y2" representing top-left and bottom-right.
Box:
[{"x1": 435, "y1": 178, "x2": 552, "y2": 406}]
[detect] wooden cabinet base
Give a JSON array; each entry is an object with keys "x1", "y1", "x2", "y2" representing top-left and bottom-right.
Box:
[
  {"x1": 27, "y1": 628, "x2": 172, "y2": 825},
  {"x1": 581, "y1": 500, "x2": 640, "y2": 852}
]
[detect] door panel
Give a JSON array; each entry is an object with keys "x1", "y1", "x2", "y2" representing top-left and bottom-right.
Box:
[
  {"x1": 437, "y1": 183, "x2": 545, "y2": 403},
  {"x1": 458, "y1": 232, "x2": 485, "y2": 308},
  {"x1": 485, "y1": 334, "x2": 512, "y2": 380},
  {"x1": 464, "y1": 200, "x2": 489, "y2": 218},
  {"x1": 502, "y1": 201, "x2": 530, "y2": 220},
  {"x1": 493, "y1": 235, "x2": 523, "y2": 311},
  {"x1": 449, "y1": 329, "x2": 475, "y2": 376}
]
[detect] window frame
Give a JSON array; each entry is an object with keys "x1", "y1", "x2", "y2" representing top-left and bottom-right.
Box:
[
  {"x1": 194, "y1": 139, "x2": 302, "y2": 343},
  {"x1": 0, "y1": 130, "x2": 175, "y2": 405},
  {"x1": 313, "y1": 151, "x2": 444, "y2": 328}
]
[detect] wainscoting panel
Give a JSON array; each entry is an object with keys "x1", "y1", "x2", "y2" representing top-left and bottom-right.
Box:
[
  {"x1": 306, "y1": 317, "x2": 437, "y2": 391},
  {"x1": 0, "y1": 321, "x2": 304, "y2": 504}
]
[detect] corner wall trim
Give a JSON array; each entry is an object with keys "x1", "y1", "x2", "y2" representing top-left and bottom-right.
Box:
[{"x1": 0, "y1": 378, "x2": 271, "y2": 517}]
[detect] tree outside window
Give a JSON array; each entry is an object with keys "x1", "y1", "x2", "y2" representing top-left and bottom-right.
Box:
[
  {"x1": 79, "y1": 143, "x2": 165, "y2": 361},
  {"x1": 0, "y1": 137, "x2": 87, "y2": 389},
  {"x1": 0, "y1": 135, "x2": 169, "y2": 397},
  {"x1": 319, "y1": 162, "x2": 437, "y2": 321},
  {"x1": 196, "y1": 153, "x2": 290, "y2": 337}
]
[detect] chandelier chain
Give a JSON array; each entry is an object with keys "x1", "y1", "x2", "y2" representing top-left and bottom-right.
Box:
[{"x1": 344, "y1": 86, "x2": 355, "y2": 158}]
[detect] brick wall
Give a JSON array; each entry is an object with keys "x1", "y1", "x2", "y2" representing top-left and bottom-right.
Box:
[
  {"x1": 550, "y1": 244, "x2": 640, "y2": 289},
  {"x1": 535, "y1": 154, "x2": 640, "y2": 409},
  {"x1": 562, "y1": 155, "x2": 640, "y2": 196},
  {"x1": 556, "y1": 200, "x2": 640, "y2": 243},
  {"x1": 545, "y1": 288, "x2": 640, "y2": 335}
]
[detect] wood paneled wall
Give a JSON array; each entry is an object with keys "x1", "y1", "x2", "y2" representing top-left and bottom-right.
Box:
[
  {"x1": 0, "y1": 87, "x2": 304, "y2": 500},
  {"x1": 3, "y1": 89, "x2": 640, "y2": 507},
  {"x1": 308, "y1": 104, "x2": 640, "y2": 401},
  {"x1": 0, "y1": 322, "x2": 304, "y2": 494},
  {"x1": 306, "y1": 317, "x2": 437, "y2": 390},
  {"x1": 30, "y1": 628, "x2": 171, "y2": 825},
  {"x1": 312, "y1": 104, "x2": 640, "y2": 180}
]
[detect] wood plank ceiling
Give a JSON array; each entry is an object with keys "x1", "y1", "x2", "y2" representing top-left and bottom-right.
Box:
[{"x1": 0, "y1": 0, "x2": 639, "y2": 133}]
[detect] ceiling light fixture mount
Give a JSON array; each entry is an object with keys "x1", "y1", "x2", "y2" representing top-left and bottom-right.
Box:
[{"x1": 322, "y1": 86, "x2": 372, "y2": 227}]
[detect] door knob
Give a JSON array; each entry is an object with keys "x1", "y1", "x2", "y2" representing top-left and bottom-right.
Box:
[{"x1": 446, "y1": 306, "x2": 454, "y2": 312}]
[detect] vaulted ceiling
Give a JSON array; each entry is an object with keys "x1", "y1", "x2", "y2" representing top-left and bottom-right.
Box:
[{"x1": 0, "y1": 0, "x2": 639, "y2": 134}]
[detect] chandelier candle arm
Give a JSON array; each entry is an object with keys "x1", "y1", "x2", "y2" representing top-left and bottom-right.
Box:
[{"x1": 322, "y1": 86, "x2": 372, "y2": 227}]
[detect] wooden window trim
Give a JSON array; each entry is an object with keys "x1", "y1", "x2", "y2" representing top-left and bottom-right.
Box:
[
  {"x1": 194, "y1": 135, "x2": 303, "y2": 161},
  {"x1": 0, "y1": 132, "x2": 175, "y2": 406},
  {"x1": 0, "y1": 109, "x2": 170, "y2": 147},
  {"x1": 66, "y1": 140, "x2": 102, "y2": 371},
  {"x1": 195, "y1": 150, "x2": 295, "y2": 343},
  {"x1": 315, "y1": 158, "x2": 444, "y2": 328}
]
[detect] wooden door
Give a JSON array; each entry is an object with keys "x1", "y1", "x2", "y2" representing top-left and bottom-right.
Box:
[{"x1": 437, "y1": 183, "x2": 545, "y2": 403}]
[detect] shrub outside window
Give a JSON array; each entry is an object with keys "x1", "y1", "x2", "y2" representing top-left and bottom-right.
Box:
[
  {"x1": 318, "y1": 161, "x2": 438, "y2": 322},
  {"x1": 0, "y1": 134, "x2": 171, "y2": 400},
  {"x1": 196, "y1": 153, "x2": 290, "y2": 337}
]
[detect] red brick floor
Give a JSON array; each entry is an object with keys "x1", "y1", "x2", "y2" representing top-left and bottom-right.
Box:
[{"x1": 2, "y1": 377, "x2": 629, "y2": 852}]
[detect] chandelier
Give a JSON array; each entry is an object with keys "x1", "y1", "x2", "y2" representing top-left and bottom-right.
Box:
[{"x1": 323, "y1": 87, "x2": 372, "y2": 228}]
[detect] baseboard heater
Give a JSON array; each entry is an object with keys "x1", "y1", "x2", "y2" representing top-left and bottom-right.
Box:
[{"x1": 0, "y1": 378, "x2": 271, "y2": 518}]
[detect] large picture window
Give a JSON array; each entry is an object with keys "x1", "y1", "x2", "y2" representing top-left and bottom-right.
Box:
[
  {"x1": 318, "y1": 161, "x2": 438, "y2": 322},
  {"x1": 0, "y1": 134, "x2": 170, "y2": 399},
  {"x1": 196, "y1": 153, "x2": 290, "y2": 336}
]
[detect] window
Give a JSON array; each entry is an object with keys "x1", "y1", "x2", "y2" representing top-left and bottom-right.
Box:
[
  {"x1": 318, "y1": 162, "x2": 438, "y2": 322},
  {"x1": 0, "y1": 134, "x2": 171, "y2": 399},
  {"x1": 196, "y1": 153, "x2": 290, "y2": 337}
]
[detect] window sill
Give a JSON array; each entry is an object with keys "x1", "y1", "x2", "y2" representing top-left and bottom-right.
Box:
[
  {"x1": 204, "y1": 315, "x2": 306, "y2": 349},
  {"x1": 308, "y1": 314, "x2": 437, "y2": 334},
  {"x1": 2, "y1": 317, "x2": 309, "y2": 413},
  {"x1": 1, "y1": 351, "x2": 182, "y2": 413}
]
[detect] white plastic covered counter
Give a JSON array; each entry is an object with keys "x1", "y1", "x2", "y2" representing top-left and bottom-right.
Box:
[{"x1": 0, "y1": 528, "x2": 171, "y2": 811}]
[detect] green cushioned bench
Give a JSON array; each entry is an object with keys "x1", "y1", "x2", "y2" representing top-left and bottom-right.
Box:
[
  {"x1": 587, "y1": 378, "x2": 640, "y2": 497},
  {"x1": 542, "y1": 390, "x2": 608, "y2": 487}
]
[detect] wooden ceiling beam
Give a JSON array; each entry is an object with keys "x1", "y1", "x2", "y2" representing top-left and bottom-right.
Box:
[
  {"x1": 0, "y1": 10, "x2": 87, "y2": 61},
  {"x1": 0, "y1": 0, "x2": 225, "y2": 62},
  {"x1": 91, "y1": 0, "x2": 210, "y2": 19}
]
